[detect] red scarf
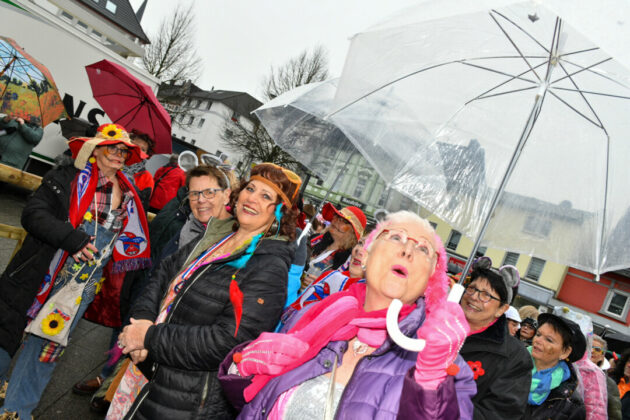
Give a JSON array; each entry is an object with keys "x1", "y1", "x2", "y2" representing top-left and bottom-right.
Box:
[
  {"x1": 27, "y1": 160, "x2": 150, "y2": 318},
  {"x1": 244, "y1": 283, "x2": 415, "y2": 401}
]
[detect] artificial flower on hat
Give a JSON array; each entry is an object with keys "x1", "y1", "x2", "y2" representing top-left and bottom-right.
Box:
[
  {"x1": 67, "y1": 123, "x2": 146, "y2": 169},
  {"x1": 321, "y1": 203, "x2": 367, "y2": 240}
]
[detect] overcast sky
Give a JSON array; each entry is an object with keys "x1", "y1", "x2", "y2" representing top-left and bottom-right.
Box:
[{"x1": 129, "y1": 0, "x2": 420, "y2": 101}]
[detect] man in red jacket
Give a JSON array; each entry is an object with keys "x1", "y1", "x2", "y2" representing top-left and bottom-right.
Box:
[{"x1": 149, "y1": 154, "x2": 186, "y2": 213}]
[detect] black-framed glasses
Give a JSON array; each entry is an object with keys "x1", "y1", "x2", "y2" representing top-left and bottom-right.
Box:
[
  {"x1": 464, "y1": 285, "x2": 502, "y2": 303},
  {"x1": 188, "y1": 187, "x2": 224, "y2": 201},
  {"x1": 105, "y1": 145, "x2": 130, "y2": 158}
]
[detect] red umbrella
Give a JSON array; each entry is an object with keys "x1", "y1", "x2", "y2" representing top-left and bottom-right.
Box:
[{"x1": 85, "y1": 59, "x2": 172, "y2": 154}]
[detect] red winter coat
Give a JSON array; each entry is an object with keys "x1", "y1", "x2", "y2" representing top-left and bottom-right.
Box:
[{"x1": 149, "y1": 164, "x2": 186, "y2": 211}]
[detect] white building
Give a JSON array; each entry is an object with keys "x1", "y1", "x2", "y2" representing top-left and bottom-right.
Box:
[{"x1": 158, "y1": 81, "x2": 262, "y2": 168}]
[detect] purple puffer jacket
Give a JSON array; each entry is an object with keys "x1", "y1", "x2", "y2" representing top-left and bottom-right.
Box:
[{"x1": 219, "y1": 299, "x2": 476, "y2": 419}]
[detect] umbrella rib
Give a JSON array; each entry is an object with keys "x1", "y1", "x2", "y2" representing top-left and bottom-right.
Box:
[
  {"x1": 113, "y1": 101, "x2": 143, "y2": 125},
  {"x1": 327, "y1": 61, "x2": 457, "y2": 118},
  {"x1": 560, "y1": 47, "x2": 599, "y2": 58},
  {"x1": 556, "y1": 59, "x2": 607, "y2": 133},
  {"x1": 491, "y1": 9, "x2": 550, "y2": 53},
  {"x1": 547, "y1": 90, "x2": 603, "y2": 129},
  {"x1": 25, "y1": 67, "x2": 46, "y2": 123},
  {"x1": 550, "y1": 86, "x2": 630, "y2": 100},
  {"x1": 463, "y1": 60, "x2": 547, "y2": 104},
  {"x1": 489, "y1": 11, "x2": 542, "y2": 81},
  {"x1": 466, "y1": 85, "x2": 538, "y2": 104},
  {"x1": 551, "y1": 57, "x2": 613, "y2": 85},
  {"x1": 459, "y1": 61, "x2": 538, "y2": 84}
]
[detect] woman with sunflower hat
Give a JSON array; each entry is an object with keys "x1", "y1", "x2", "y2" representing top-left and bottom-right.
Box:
[
  {"x1": 109, "y1": 163, "x2": 301, "y2": 419},
  {"x1": 0, "y1": 123, "x2": 150, "y2": 420}
]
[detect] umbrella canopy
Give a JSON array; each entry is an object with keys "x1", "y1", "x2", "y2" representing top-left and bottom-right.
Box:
[
  {"x1": 0, "y1": 36, "x2": 66, "y2": 126},
  {"x1": 327, "y1": 0, "x2": 630, "y2": 275},
  {"x1": 85, "y1": 59, "x2": 172, "y2": 154},
  {"x1": 254, "y1": 79, "x2": 436, "y2": 202}
]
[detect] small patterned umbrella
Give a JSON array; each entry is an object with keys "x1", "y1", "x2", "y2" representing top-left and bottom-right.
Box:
[{"x1": 0, "y1": 36, "x2": 66, "y2": 126}]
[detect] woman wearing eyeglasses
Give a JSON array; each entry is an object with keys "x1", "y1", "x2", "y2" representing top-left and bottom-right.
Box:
[
  {"x1": 0, "y1": 124, "x2": 150, "y2": 420},
  {"x1": 109, "y1": 163, "x2": 301, "y2": 419},
  {"x1": 219, "y1": 211, "x2": 476, "y2": 419},
  {"x1": 75, "y1": 165, "x2": 238, "y2": 413},
  {"x1": 459, "y1": 257, "x2": 533, "y2": 419}
]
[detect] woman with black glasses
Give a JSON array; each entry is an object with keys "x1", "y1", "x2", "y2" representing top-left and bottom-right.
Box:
[{"x1": 459, "y1": 257, "x2": 533, "y2": 419}]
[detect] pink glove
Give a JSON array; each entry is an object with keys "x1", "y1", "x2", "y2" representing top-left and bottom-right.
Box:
[
  {"x1": 234, "y1": 332, "x2": 309, "y2": 376},
  {"x1": 414, "y1": 302, "x2": 470, "y2": 389}
]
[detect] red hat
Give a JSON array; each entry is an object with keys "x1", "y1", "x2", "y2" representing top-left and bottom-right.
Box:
[
  {"x1": 68, "y1": 123, "x2": 146, "y2": 169},
  {"x1": 321, "y1": 203, "x2": 367, "y2": 240}
]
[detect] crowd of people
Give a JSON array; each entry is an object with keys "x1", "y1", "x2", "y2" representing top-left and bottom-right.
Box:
[{"x1": 0, "y1": 121, "x2": 627, "y2": 419}]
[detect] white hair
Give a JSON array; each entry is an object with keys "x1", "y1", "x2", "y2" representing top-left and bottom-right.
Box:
[{"x1": 365, "y1": 210, "x2": 436, "y2": 251}]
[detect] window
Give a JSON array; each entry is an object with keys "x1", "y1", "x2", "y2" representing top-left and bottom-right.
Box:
[
  {"x1": 91, "y1": 29, "x2": 102, "y2": 38},
  {"x1": 353, "y1": 176, "x2": 368, "y2": 198},
  {"x1": 523, "y1": 215, "x2": 552, "y2": 237},
  {"x1": 60, "y1": 11, "x2": 74, "y2": 21},
  {"x1": 429, "y1": 221, "x2": 437, "y2": 229},
  {"x1": 188, "y1": 116, "x2": 194, "y2": 124},
  {"x1": 197, "y1": 118, "x2": 205, "y2": 128},
  {"x1": 476, "y1": 246, "x2": 487, "y2": 256},
  {"x1": 105, "y1": 0, "x2": 117, "y2": 13},
  {"x1": 179, "y1": 114, "x2": 185, "y2": 122},
  {"x1": 525, "y1": 257, "x2": 545, "y2": 281},
  {"x1": 446, "y1": 230, "x2": 461, "y2": 251},
  {"x1": 602, "y1": 290, "x2": 630, "y2": 320},
  {"x1": 191, "y1": 100, "x2": 199, "y2": 108},
  {"x1": 181, "y1": 136, "x2": 186, "y2": 140},
  {"x1": 316, "y1": 178, "x2": 324, "y2": 186},
  {"x1": 191, "y1": 139, "x2": 196, "y2": 145},
  {"x1": 77, "y1": 20, "x2": 89, "y2": 31},
  {"x1": 503, "y1": 251, "x2": 520, "y2": 266},
  {"x1": 205, "y1": 101, "x2": 212, "y2": 110}
]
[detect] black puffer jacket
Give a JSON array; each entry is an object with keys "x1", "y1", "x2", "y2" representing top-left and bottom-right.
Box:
[
  {"x1": 460, "y1": 315, "x2": 533, "y2": 420},
  {"x1": 0, "y1": 164, "x2": 90, "y2": 356},
  {"x1": 524, "y1": 364, "x2": 586, "y2": 420},
  {"x1": 124, "y1": 222, "x2": 295, "y2": 420}
]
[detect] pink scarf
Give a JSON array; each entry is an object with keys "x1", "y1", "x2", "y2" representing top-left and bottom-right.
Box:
[{"x1": 244, "y1": 283, "x2": 415, "y2": 401}]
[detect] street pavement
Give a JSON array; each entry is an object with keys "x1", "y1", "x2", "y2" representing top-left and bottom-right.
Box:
[{"x1": 1, "y1": 184, "x2": 110, "y2": 419}]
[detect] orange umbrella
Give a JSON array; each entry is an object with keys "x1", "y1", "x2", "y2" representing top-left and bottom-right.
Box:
[{"x1": 0, "y1": 36, "x2": 66, "y2": 126}]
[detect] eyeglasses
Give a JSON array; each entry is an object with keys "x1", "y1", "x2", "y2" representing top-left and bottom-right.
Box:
[
  {"x1": 379, "y1": 229, "x2": 437, "y2": 258},
  {"x1": 592, "y1": 346, "x2": 604, "y2": 354},
  {"x1": 188, "y1": 187, "x2": 225, "y2": 201},
  {"x1": 105, "y1": 145, "x2": 130, "y2": 158},
  {"x1": 464, "y1": 285, "x2": 502, "y2": 303}
]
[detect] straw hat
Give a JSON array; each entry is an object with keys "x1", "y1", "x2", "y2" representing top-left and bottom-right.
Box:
[
  {"x1": 68, "y1": 123, "x2": 145, "y2": 169},
  {"x1": 321, "y1": 203, "x2": 367, "y2": 240}
]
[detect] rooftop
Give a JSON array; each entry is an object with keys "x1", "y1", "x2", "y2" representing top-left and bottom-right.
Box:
[{"x1": 76, "y1": 0, "x2": 149, "y2": 43}]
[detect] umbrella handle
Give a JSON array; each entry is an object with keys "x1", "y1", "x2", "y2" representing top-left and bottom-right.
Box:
[{"x1": 386, "y1": 284, "x2": 465, "y2": 352}]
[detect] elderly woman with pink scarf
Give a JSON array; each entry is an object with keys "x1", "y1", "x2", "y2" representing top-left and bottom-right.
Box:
[{"x1": 219, "y1": 211, "x2": 476, "y2": 419}]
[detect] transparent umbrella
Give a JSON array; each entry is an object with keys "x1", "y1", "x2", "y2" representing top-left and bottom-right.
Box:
[{"x1": 326, "y1": 0, "x2": 630, "y2": 277}]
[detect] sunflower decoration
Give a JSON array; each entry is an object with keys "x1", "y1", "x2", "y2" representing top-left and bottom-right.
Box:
[
  {"x1": 83, "y1": 211, "x2": 93, "y2": 222},
  {"x1": 42, "y1": 312, "x2": 66, "y2": 336},
  {"x1": 98, "y1": 123, "x2": 125, "y2": 140}
]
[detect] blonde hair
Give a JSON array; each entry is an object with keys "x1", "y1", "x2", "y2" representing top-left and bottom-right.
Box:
[{"x1": 518, "y1": 305, "x2": 540, "y2": 321}]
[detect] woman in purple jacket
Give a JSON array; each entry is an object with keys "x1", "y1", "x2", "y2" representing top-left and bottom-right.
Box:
[{"x1": 219, "y1": 211, "x2": 476, "y2": 419}]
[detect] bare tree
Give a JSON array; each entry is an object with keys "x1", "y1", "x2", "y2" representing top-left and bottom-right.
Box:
[
  {"x1": 222, "y1": 46, "x2": 329, "y2": 171},
  {"x1": 262, "y1": 46, "x2": 329, "y2": 100},
  {"x1": 142, "y1": 4, "x2": 202, "y2": 83}
]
